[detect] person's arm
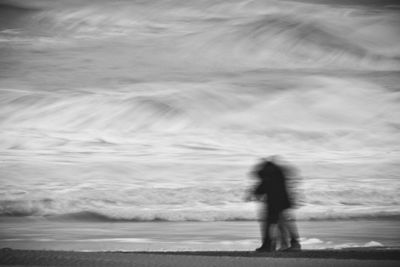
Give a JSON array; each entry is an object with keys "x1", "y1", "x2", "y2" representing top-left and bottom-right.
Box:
[
  {"x1": 244, "y1": 182, "x2": 266, "y2": 201},
  {"x1": 254, "y1": 182, "x2": 266, "y2": 196}
]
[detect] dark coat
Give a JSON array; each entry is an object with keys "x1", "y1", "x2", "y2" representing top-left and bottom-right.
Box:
[{"x1": 254, "y1": 161, "x2": 291, "y2": 213}]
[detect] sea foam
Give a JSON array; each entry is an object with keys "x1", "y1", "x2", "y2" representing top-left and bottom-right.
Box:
[{"x1": 1, "y1": 0, "x2": 399, "y2": 225}]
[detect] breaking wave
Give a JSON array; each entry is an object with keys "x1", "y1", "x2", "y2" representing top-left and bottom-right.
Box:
[
  {"x1": 1, "y1": 76, "x2": 399, "y2": 154},
  {"x1": 2, "y1": 0, "x2": 400, "y2": 70},
  {"x1": 1, "y1": 0, "x2": 399, "y2": 228},
  {"x1": 1, "y1": 196, "x2": 399, "y2": 222}
]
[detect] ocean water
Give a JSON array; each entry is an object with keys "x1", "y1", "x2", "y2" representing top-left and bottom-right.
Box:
[{"x1": 1, "y1": 0, "x2": 400, "y2": 250}]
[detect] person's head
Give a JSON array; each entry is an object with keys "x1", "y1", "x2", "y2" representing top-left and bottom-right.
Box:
[
  {"x1": 252, "y1": 158, "x2": 272, "y2": 179},
  {"x1": 267, "y1": 155, "x2": 282, "y2": 164}
]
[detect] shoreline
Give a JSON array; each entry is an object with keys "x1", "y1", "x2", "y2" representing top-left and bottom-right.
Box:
[
  {"x1": 139, "y1": 247, "x2": 400, "y2": 260},
  {"x1": 1, "y1": 219, "x2": 399, "y2": 251}
]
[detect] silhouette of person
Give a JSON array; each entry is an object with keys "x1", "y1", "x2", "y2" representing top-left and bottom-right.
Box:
[{"x1": 248, "y1": 157, "x2": 301, "y2": 252}]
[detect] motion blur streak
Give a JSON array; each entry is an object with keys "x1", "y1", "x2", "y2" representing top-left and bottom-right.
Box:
[{"x1": 0, "y1": 0, "x2": 399, "y2": 222}]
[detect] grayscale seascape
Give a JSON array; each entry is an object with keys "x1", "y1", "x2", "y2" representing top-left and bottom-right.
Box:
[{"x1": 1, "y1": 0, "x2": 399, "y2": 253}]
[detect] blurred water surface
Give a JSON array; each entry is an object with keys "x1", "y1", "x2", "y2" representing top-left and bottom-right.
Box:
[{"x1": 0, "y1": 0, "x2": 400, "y2": 242}]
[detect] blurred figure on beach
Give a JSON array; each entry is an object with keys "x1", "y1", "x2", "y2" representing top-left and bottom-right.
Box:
[{"x1": 247, "y1": 156, "x2": 301, "y2": 252}]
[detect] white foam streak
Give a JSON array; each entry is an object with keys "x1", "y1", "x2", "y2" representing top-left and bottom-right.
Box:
[
  {"x1": 1, "y1": 0, "x2": 399, "y2": 224},
  {"x1": 1, "y1": 77, "x2": 399, "y2": 157}
]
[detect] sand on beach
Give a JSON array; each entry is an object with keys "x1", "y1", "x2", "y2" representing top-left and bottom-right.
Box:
[{"x1": 0, "y1": 249, "x2": 399, "y2": 267}]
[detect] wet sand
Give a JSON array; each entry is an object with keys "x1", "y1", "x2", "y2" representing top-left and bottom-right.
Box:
[
  {"x1": 1, "y1": 219, "x2": 399, "y2": 251},
  {"x1": 0, "y1": 248, "x2": 399, "y2": 267}
]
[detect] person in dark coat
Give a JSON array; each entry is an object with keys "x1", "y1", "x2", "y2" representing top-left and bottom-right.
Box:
[{"x1": 250, "y1": 158, "x2": 301, "y2": 252}]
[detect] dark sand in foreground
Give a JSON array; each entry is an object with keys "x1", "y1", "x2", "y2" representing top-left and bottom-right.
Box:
[{"x1": 0, "y1": 248, "x2": 399, "y2": 267}]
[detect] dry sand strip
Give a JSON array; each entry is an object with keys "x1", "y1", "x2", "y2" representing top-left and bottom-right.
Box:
[{"x1": 0, "y1": 248, "x2": 399, "y2": 267}]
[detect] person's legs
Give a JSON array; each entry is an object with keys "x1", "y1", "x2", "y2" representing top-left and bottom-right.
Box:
[
  {"x1": 280, "y1": 210, "x2": 301, "y2": 251},
  {"x1": 256, "y1": 209, "x2": 279, "y2": 252},
  {"x1": 278, "y1": 215, "x2": 290, "y2": 250},
  {"x1": 257, "y1": 213, "x2": 272, "y2": 251},
  {"x1": 268, "y1": 222, "x2": 278, "y2": 251}
]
